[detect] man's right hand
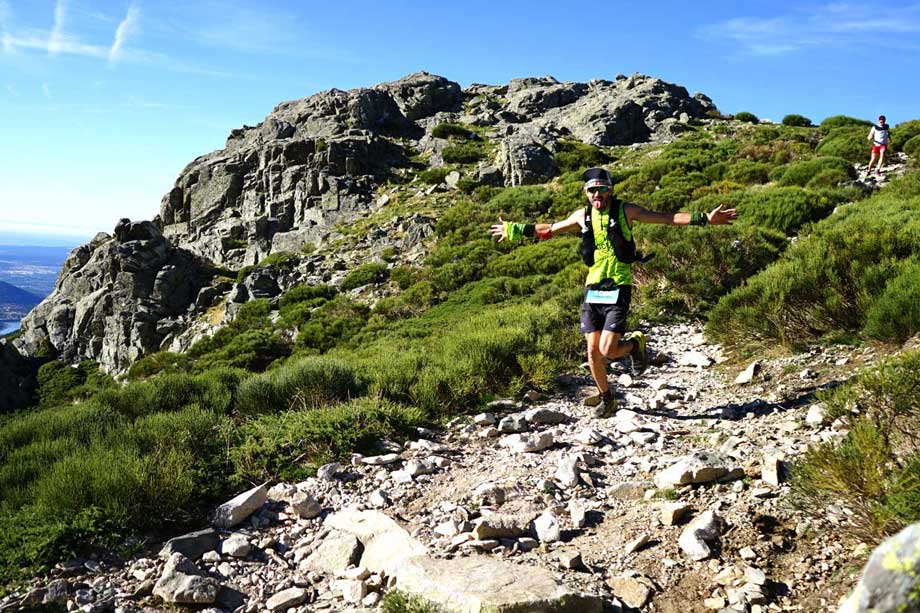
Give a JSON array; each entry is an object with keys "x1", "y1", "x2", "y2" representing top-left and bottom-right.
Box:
[{"x1": 489, "y1": 216, "x2": 508, "y2": 242}]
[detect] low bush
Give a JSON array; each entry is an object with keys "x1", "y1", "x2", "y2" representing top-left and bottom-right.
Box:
[
  {"x1": 782, "y1": 114, "x2": 813, "y2": 127},
  {"x1": 791, "y1": 351, "x2": 920, "y2": 541},
  {"x1": 820, "y1": 115, "x2": 871, "y2": 131},
  {"x1": 236, "y1": 251, "x2": 298, "y2": 283},
  {"x1": 892, "y1": 119, "x2": 920, "y2": 151},
  {"x1": 554, "y1": 140, "x2": 611, "y2": 173},
  {"x1": 769, "y1": 156, "x2": 854, "y2": 187},
  {"x1": 232, "y1": 397, "x2": 423, "y2": 483},
  {"x1": 632, "y1": 224, "x2": 787, "y2": 318},
  {"x1": 726, "y1": 160, "x2": 771, "y2": 184},
  {"x1": 418, "y1": 167, "x2": 450, "y2": 185},
  {"x1": 863, "y1": 258, "x2": 920, "y2": 343},
  {"x1": 235, "y1": 356, "x2": 362, "y2": 415},
  {"x1": 903, "y1": 134, "x2": 920, "y2": 158},
  {"x1": 341, "y1": 263, "x2": 389, "y2": 291},
  {"x1": 692, "y1": 186, "x2": 848, "y2": 236},
  {"x1": 442, "y1": 142, "x2": 486, "y2": 164},
  {"x1": 815, "y1": 126, "x2": 869, "y2": 163},
  {"x1": 734, "y1": 112, "x2": 759, "y2": 124},
  {"x1": 431, "y1": 123, "x2": 474, "y2": 140},
  {"x1": 706, "y1": 189, "x2": 920, "y2": 349},
  {"x1": 295, "y1": 296, "x2": 369, "y2": 353}
]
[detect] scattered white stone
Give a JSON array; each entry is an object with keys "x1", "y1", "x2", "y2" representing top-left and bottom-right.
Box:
[
  {"x1": 212, "y1": 484, "x2": 267, "y2": 529},
  {"x1": 290, "y1": 491, "x2": 322, "y2": 519},
  {"x1": 555, "y1": 455, "x2": 582, "y2": 489},
  {"x1": 219, "y1": 535, "x2": 251, "y2": 558},
  {"x1": 524, "y1": 407, "x2": 567, "y2": 425},
  {"x1": 735, "y1": 361, "x2": 760, "y2": 385},
  {"x1": 739, "y1": 546, "x2": 757, "y2": 561},
  {"x1": 266, "y1": 587, "x2": 307, "y2": 611},
  {"x1": 806, "y1": 404, "x2": 827, "y2": 426},
  {"x1": 153, "y1": 553, "x2": 219, "y2": 604},
  {"x1": 617, "y1": 373, "x2": 634, "y2": 387},
  {"x1": 473, "y1": 483, "x2": 506, "y2": 506},
  {"x1": 498, "y1": 414, "x2": 528, "y2": 433},
  {"x1": 362, "y1": 453, "x2": 401, "y2": 466},
  {"x1": 744, "y1": 566, "x2": 767, "y2": 586},
  {"x1": 654, "y1": 451, "x2": 734, "y2": 488},
  {"x1": 624, "y1": 533, "x2": 650, "y2": 554},
  {"x1": 660, "y1": 502, "x2": 692, "y2": 526},
  {"x1": 761, "y1": 452, "x2": 785, "y2": 486},
  {"x1": 369, "y1": 489, "x2": 391, "y2": 508},
  {"x1": 573, "y1": 428, "x2": 604, "y2": 446},
  {"x1": 337, "y1": 579, "x2": 368, "y2": 604},
  {"x1": 569, "y1": 499, "x2": 587, "y2": 529},
  {"x1": 317, "y1": 463, "x2": 343, "y2": 480},
  {"x1": 532, "y1": 511, "x2": 561, "y2": 543},
  {"x1": 678, "y1": 511, "x2": 722, "y2": 561},
  {"x1": 557, "y1": 550, "x2": 584, "y2": 570},
  {"x1": 501, "y1": 431, "x2": 554, "y2": 453},
  {"x1": 473, "y1": 413, "x2": 497, "y2": 426},
  {"x1": 679, "y1": 351, "x2": 712, "y2": 368}
]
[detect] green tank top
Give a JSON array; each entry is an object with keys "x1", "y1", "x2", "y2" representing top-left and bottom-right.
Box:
[{"x1": 584, "y1": 204, "x2": 632, "y2": 287}]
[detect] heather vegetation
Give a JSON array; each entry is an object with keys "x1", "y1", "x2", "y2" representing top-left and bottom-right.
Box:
[{"x1": 3, "y1": 115, "x2": 919, "y2": 590}]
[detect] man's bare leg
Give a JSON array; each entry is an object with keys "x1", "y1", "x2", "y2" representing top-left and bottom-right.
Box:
[
  {"x1": 867, "y1": 151, "x2": 878, "y2": 174},
  {"x1": 585, "y1": 331, "x2": 609, "y2": 394}
]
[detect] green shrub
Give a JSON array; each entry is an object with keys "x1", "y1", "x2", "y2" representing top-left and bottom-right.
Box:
[
  {"x1": 554, "y1": 140, "x2": 611, "y2": 173},
  {"x1": 36, "y1": 361, "x2": 85, "y2": 407},
  {"x1": 863, "y1": 259, "x2": 920, "y2": 343},
  {"x1": 341, "y1": 262, "x2": 389, "y2": 291},
  {"x1": 431, "y1": 123, "x2": 474, "y2": 139},
  {"x1": 235, "y1": 356, "x2": 362, "y2": 415},
  {"x1": 236, "y1": 251, "x2": 298, "y2": 283},
  {"x1": 707, "y1": 190, "x2": 920, "y2": 349},
  {"x1": 903, "y1": 135, "x2": 920, "y2": 157},
  {"x1": 734, "y1": 112, "x2": 759, "y2": 124},
  {"x1": 295, "y1": 296, "x2": 369, "y2": 353},
  {"x1": 279, "y1": 284, "x2": 336, "y2": 310},
  {"x1": 820, "y1": 115, "x2": 871, "y2": 131},
  {"x1": 892, "y1": 120, "x2": 920, "y2": 151},
  {"x1": 815, "y1": 126, "x2": 869, "y2": 163},
  {"x1": 782, "y1": 114, "x2": 813, "y2": 127},
  {"x1": 770, "y1": 156, "x2": 854, "y2": 187},
  {"x1": 193, "y1": 328, "x2": 289, "y2": 372},
  {"x1": 401, "y1": 281, "x2": 438, "y2": 311},
  {"x1": 127, "y1": 351, "x2": 189, "y2": 379},
  {"x1": 391, "y1": 266, "x2": 420, "y2": 290},
  {"x1": 791, "y1": 351, "x2": 920, "y2": 541},
  {"x1": 632, "y1": 224, "x2": 787, "y2": 318},
  {"x1": 442, "y1": 142, "x2": 486, "y2": 164},
  {"x1": 692, "y1": 186, "x2": 847, "y2": 236},
  {"x1": 455, "y1": 178, "x2": 479, "y2": 194},
  {"x1": 232, "y1": 397, "x2": 423, "y2": 482},
  {"x1": 419, "y1": 167, "x2": 450, "y2": 185},
  {"x1": 726, "y1": 160, "x2": 771, "y2": 184},
  {"x1": 484, "y1": 238, "x2": 580, "y2": 278},
  {"x1": 805, "y1": 168, "x2": 850, "y2": 189}
]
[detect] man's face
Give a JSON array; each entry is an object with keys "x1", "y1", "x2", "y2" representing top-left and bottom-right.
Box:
[
  {"x1": 878, "y1": 118, "x2": 886, "y2": 126},
  {"x1": 584, "y1": 185, "x2": 612, "y2": 210}
]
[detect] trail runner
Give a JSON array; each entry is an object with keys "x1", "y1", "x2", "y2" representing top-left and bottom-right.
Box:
[
  {"x1": 867, "y1": 115, "x2": 890, "y2": 177},
  {"x1": 490, "y1": 167, "x2": 737, "y2": 417}
]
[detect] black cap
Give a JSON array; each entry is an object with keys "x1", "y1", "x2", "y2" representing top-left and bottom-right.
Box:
[{"x1": 582, "y1": 167, "x2": 613, "y2": 187}]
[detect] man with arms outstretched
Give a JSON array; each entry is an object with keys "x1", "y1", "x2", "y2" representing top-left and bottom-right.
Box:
[{"x1": 490, "y1": 167, "x2": 737, "y2": 416}]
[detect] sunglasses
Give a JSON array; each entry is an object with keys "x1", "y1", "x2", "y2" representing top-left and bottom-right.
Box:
[{"x1": 587, "y1": 186, "x2": 611, "y2": 194}]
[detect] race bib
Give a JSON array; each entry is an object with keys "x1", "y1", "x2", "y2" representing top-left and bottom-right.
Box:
[{"x1": 585, "y1": 289, "x2": 620, "y2": 304}]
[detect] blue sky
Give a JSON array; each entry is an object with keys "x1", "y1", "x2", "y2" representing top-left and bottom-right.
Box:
[{"x1": 1, "y1": 0, "x2": 918, "y2": 240}]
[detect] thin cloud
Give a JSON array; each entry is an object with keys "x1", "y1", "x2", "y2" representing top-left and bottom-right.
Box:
[
  {"x1": 41, "y1": 82, "x2": 51, "y2": 99},
  {"x1": 5, "y1": 83, "x2": 18, "y2": 96},
  {"x1": 4, "y1": 31, "x2": 107, "y2": 58},
  {"x1": 48, "y1": 0, "x2": 66, "y2": 54},
  {"x1": 699, "y1": 3, "x2": 920, "y2": 56},
  {"x1": 109, "y1": 3, "x2": 139, "y2": 64}
]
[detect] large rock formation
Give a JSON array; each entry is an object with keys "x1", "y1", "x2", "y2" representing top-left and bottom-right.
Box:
[
  {"x1": 15, "y1": 71, "x2": 717, "y2": 373},
  {"x1": 14, "y1": 220, "x2": 216, "y2": 373}
]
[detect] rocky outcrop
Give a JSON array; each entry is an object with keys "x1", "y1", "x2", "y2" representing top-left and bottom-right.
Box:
[
  {"x1": 840, "y1": 522, "x2": 920, "y2": 612},
  {"x1": 13, "y1": 220, "x2": 216, "y2": 373}
]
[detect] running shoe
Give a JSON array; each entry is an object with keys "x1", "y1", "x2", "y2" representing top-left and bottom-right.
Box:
[{"x1": 624, "y1": 331, "x2": 649, "y2": 376}]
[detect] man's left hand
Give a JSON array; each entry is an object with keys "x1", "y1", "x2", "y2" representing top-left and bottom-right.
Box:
[{"x1": 708, "y1": 204, "x2": 738, "y2": 225}]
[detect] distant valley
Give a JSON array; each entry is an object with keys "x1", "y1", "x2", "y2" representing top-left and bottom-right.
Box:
[{"x1": 0, "y1": 244, "x2": 74, "y2": 330}]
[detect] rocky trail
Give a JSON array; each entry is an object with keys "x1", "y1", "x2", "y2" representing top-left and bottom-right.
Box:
[{"x1": 2, "y1": 323, "x2": 885, "y2": 613}]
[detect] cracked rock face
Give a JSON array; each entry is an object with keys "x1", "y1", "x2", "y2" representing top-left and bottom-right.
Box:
[{"x1": 14, "y1": 220, "x2": 215, "y2": 374}]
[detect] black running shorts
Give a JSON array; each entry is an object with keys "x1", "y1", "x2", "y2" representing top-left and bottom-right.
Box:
[{"x1": 579, "y1": 285, "x2": 632, "y2": 335}]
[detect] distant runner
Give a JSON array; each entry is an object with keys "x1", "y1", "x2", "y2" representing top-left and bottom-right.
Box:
[
  {"x1": 490, "y1": 167, "x2": 737, "y2": 417},
  {"x1": 867, "y1": 115, "x2": 890, "y2": 177}
]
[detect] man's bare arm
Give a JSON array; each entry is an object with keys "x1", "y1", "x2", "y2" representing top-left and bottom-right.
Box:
[
  {"x1": 625, "y1": 203, "x2": 737, "y2": 226},
  {"x1": 490, "y1": 209, "x2": 585, "y2": 242}
]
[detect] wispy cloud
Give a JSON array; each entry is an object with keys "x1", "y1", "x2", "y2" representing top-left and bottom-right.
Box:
[
  {"x1": 108, "y1": 3, "x2": 139, "y2": 64},
  {"x1": 699, "y1": 3, "x2": 920, "y2": 56},
  {"x1": 41, "y1": 82, "x2": 51, "y2": 99},
  {"x1": 47, "y1": 0, "x2": 66, "y2": 54},
  {"x1": 5, "y1": 83, "x2": 18, "y2": 97}
]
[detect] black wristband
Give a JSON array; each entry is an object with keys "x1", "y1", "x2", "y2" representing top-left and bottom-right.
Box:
[{"x1": 523, "y1": 223, "x2": 536, "y2": 237}]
